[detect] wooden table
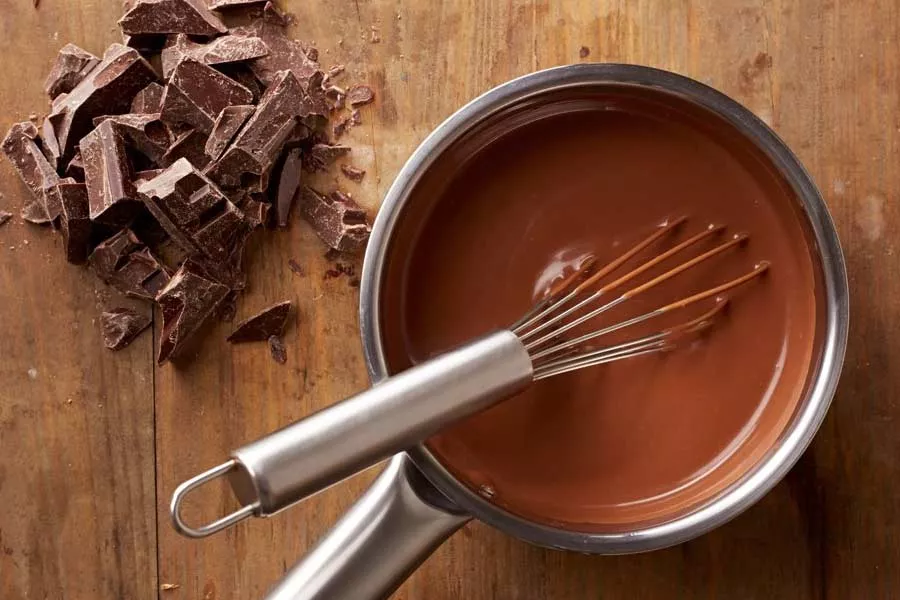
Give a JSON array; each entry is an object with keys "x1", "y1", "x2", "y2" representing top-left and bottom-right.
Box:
[{"x1": 0, "y1": 0, "x2": 896, "y2": 598}]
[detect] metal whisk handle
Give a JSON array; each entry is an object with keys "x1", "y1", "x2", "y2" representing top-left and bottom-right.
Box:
[{"x1": 171, "y1": 330, "x2": 532, "y2": 538}]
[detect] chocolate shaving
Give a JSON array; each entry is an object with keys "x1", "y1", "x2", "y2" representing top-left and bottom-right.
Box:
[
  {"x1": 227, "y1": 300, "x2": 291, "y2": 342},
  {"x1": 161, "y1": 34, "x2": 270, "y2": 78},
  {"x1": 119, "y1": 0, "x2": 228, "y2": 37},
  {"x1": 306, "y1": 143, "x2": 351, "y2": 172},
  {"x1": 1, "y1": 121, "x2": 60, "y2": 224},
  {"x1": 276, "y1": 147, "x2": 302, "y2": 227},
  {"x1": 89, "y1": 228, "x2": 172, "y2": 301},
  {"x1": 347, "y1": 85, "x2": 375, "y2": 107},
  {"x1": 156, "y1": 263, "x2": 230, "y2": 363},
  {"x1": 268, "y1": 335, "x2": 287, "y2": 364},
  {"x1": 56, "y1": 180, "x2": 92, "y2": 264},
  {"x1": 101, "y1": 307, "x2": 152, "y2": 350},
  {"x1": 81, "y1": 119, "x2": 141, "y2": 226},
  {"x1": 160, "y1": 59, "x2": 254, "y2": 135},
  {"x1": 131, "y1": 82, "x2": 165, "y2": 114},
  {"x1": 44, "y1": 44, "x2": 101, "y2": 100},
  {"x1": 205, "y1": 105, "x2": 255, "y2": 163},
  {"x1": 340, "y1": 164, "x2": 366, "y2": 182},
  {"x1": 300, "y1": 186, "x2": 370, "y2": 253}
]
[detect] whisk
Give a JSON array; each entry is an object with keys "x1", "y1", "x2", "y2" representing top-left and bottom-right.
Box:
[{"x1": 171, "y1": 217, "x2": 769, "y2": 539}]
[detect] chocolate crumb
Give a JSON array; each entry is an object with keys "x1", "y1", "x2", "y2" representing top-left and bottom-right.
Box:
[
  {"x1": 347, "y1": 85, "x2": 375, "y2": 107},
  {"x1": 340, "y1": 164, "x2": 366, "y2": 182},
  {"x1": 268, "y1": 334, "x2": 287, "y2": 364},
  {"x1": 579, "y1": 46, "x2": 591, "y2": 59},
  {"x1": 288, "y1": 258, "x2": 303, "y2": 276},
  {"x1": 227, "y1": 300, "x2": 291, "y2": 342},
  {"x1": 0, "y1": 211, "x2": 12, "y2": 227},
  {"x1": 101, "y1": 307, "x2": 152, "y2": 350},
  {"x1": 349, "y1": 277, "x2": 360, "y2": 288}
]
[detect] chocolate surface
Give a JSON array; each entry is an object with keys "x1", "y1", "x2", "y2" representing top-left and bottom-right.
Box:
[
  {"x1": 380, "y1": 88, "x2": 821, "y2": 530},
  {"x1": 161, "y1": 34, "x2": 269, "y2": 78},
  {"x1": 56, "y1": 180, "x2": 92, "y2": 264},
  {"x1": 81, "y1": 119, "x2": 141, "y2": 226},
  {"x1": 101, "y1": 307, "x2": 152, "y2": 350},
  {"x1": 44, "y1": 44, "x2": 100, "y2": 100},
  {"x1": 160, "y1": 59, "x2": 254, "y2": 134},
  {"x1": 227, "y1": 300, "x2": 291, "y2": 342},
  {"x1": 156, "y1": 263, "x2": 230, "y2": 363},
  {"x1": 89, "y1": 228, "x2": 171, "y2": 301},
  {"x1": 131, "y1": 82, "x2": 165, "y2": 114},
  {"x1": 300, "y1": 187, "x2": 370, "y2": 253},
  {"x1": 119, "y1": 0, "x2": 228, "y2": 37},
  {"x1": 205, "y1": 105, "x2": 255, "y2": 163},
  {"x1": 1, "y1": 121, "x2": 60, "y2": 223}
]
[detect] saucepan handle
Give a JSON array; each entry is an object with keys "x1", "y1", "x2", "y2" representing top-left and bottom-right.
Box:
[{"x1": 265, "y1": 454, "x2": 471, "y2": 600}]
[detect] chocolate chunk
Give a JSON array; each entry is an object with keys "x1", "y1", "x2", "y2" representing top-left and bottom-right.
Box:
[
  {"x1": 131, "y1": 82, "x2": 165, "y2": 114},
  {"x1": 137, "y1": 158, "x2": 247, "y2": 263},
  {"x1": 234, "y1": 14, "x2": 321, "y2": 89},
  {"x1": 160, "y1": 59, "x2": 254, "y2": 134},
  {"x1": 94, "y1": 113, "x2": 171, "y2": 163},
  {"x1": 306, "y1": 143, "x2": 351, "y2": 172},
  {"x1": 1, "y1": 121, "x2": 60, "y2": 223},
  {"x1": 332, "y1": 116, "x2": 349, "y2": 139},
  {"x1": 349, "y1": 109, "x2": 362, "y2": 126},
  {"x1": 340, "y1": 164, "x2": 366, "y2": 182},
  {"x1": 89, "y1": 228, "x2": 172, "y2": 301},
  {"x1": 161, "y1": 129, "x2": 210, "y2": 168},
  {"x1": 268, "y1": 335, "x2": 287, "y2": 364},
  {"x1": 215, "y1": 64, "x2": 263, "y2": 103},
  {"x1": 66, "y1": 150, "x2": 85, "y2": 181},
  {"x1": 119, "y1": 0, "x2": 228, "y2": 37},
  {"x1": 40, "y1": 118, "x2": 61, "y2": 169},
  {"x1": 227, "y1": 300, "x2": 290, "y2": 342},
  {"x1": 55, "y1": 180, "x2": 92, "y2": 264},
  {"x1": 0, "y1": 211, "x2": 12, "y2": 227},
  {"x1": 240, "y1": 196, "x2": 271, "y2": 228},
  {"x1": 44, "y1": 44, "x2": 101, "y2": 100},
  {"x1": 101, "y1": 308, "x2": 152, "y2": 350},
  {"x1": 161, "y1": 34, "x2": 270, "y2": 78},
  {"x1": 81, "y1": 119, "x2": 141, "y2": 226},
  {"x1": 347, "y1": 85, "x2": 375, "y2": 107},
  {"x1": 156, "y1": 263, "x2": 230, "y2": 363},
  {"x1": 300, "y1": 187, "x2": 370, "y2": 253},
  {"x1": 205, "y1": 105, "x2": 255, "y2": 163},
  {"x1": 48, "y1": 44, "x2": 157, "y2": 161},
  {"x1": 276, "y1": 147, "x2": 301, "y2": 227}
]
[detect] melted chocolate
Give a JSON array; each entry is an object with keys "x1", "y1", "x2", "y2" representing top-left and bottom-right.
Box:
[{"x1": 380, "y1": 87, "x2": 822, "y2": 531}]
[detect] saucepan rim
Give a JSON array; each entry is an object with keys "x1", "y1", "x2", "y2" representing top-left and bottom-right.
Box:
[{"x1": 358, "y1": 63, "x2": 849, "y2": 553}]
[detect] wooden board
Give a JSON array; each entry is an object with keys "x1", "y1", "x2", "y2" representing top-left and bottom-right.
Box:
[{"x1": 1, "y1": 0, "x2": 898, "y2": 598}]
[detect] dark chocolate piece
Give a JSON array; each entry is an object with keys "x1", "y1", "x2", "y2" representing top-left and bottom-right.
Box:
[
  {"x1": 340, "y1": 164, "x2": 366, "y2": 182},
  {"x1": 122, "y1": 33, "x2": 169, "y2": 54},
  {"x1": 101, "y1": 308, "x2": 152, "y2": 350},
  {"x1": 94, "y1": 113, "x2": 171, "y2": 162},
  {"x1": 347, "y1": 85, "x2": 375, "y2": 107},
  {"x1": 306, "y1": 143, "x2": 351, "y2": 172},
  {"x1": 40, "y1": 117, "x2": 61, "y2": 169},
  {"x1": 160, "y1": 59, "x2": 254, "y2": 134},
  {"x1": 1, "y1": 121, "x2": 60, "y2": 223},
  {"x1": 131, "y1": 82, "x2": 165, "y2": 114},
  {"x1": 133, "y1": 169, "x2": 165, "y2": 185},
  {"x1": 205, "y1": 105, "x2": 255, "y2": 163},
  {"x1": 268, "y1": 335, "x2": 287, "y2": 364},
  {"x1": 119, "y1": 0, "x2": 228, "y2": 37},
  {"x1": 215, "y1": 64, "x2": 263, "y2": 103},
  {"x1": 81, "y1": 119, "x2": 141, "y2": 226},
  {"x1": 161, "y1": 34, "x2": 270, "y2": 78},
  {"x1": 89, "y1": 229, "x2": 172, "y2": 301},
  {"x1": 48, "y1": 44, "x2": 157, "y2": 161},
  {"x1": 276, "y1": 147, "x2": 301, "y2": 227},
  {"x1": 241, "y1": 196, "x2": 271, "y2": 228},
  {"x1": 55, "y1": 180, "x2": 92, "y2": 264},
  {"x1": 209, "y1": 0, "x2": 265, "y2": 8},
  {"x1": 156, "y1": 263, "x2": 230, "y2": 363},
  {"x1": 349, "y1": 109, "x2": 362, "y2": 126},
  {"x1": 161, "y1": 129, "x2": 210, "y2": 168},
  {"x1": 0, "y1": 211, "x2": 12, "y2": 227},
  {"x1": 332, "y1": 116, "x2": 348, "y2": 139},
  {"x1": 137, "y1": 158, "x2": 247, "y2": 263},
  {"x1": 300, "y1": 186, "x2": 370, "y2": 253},
  {"x1": 44, "y1": 44, "x2": 101, "y2": 100},
  {"x1": 66, "y1": 150, "x2": 85, "y2": 181},
  {"x1": 233, "y1": 13, "x2": 321, "y2": 89},
  {"x1": 227, "y1": 300, "x2": 291, "y2": 342}
]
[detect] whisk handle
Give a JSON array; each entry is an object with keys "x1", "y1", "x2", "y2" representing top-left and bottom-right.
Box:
[{"x1": 170, "y1": 330, "x2": 531, "y2": 538}]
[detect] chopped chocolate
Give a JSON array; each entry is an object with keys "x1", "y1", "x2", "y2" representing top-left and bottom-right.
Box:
[
  {"x1": 94, "y1": 113, "x2": 171, "y2": 163},
  {"x1": 100, "y1": 307, "x2": 152, "y2": 350},
  {"x1": 349, "y1": 109, "x2": 362, "y2": 126},
  {"x1": 133, "y1": 169, "x2": 165, "y2": 185},
  {"x1": 55, "y1": 180, "x2": 92, "y2": 264},
  {"x1": 0, "y1": 211, "x2": 12, "y2": 227},
  {"x1": 306, "y1": 143, "x2": 351, "y2": 172},
  {"x1": 234, "y1": 13, "x2": 321, "y2": 89},
  {"x1": 205, "y1": 105, "x2": 255, "y2": 163},
  {"x1": 300, "y1": 186, "x2": 370, "y2": 253},
  {"x1": 287, "y1": 258, "x2": 303, "y2": 276},
  {"x1": 262, "y1": 1, "x2": 290, "y2": 26},
  {"x1": 137, "y1": 158, "x2": 247, "y2": 263},
  {"x1": 131, "y1": 82, "x2": 165, "y2": 114},
  {"x1": 1, "y1": 121, "x2": 60, "y2": 223},
  {"x1": 340, "y1": 164, "x2": 366, "y2": 182},
  {"x1": 332, "y1": 116, "x2": 349, "y2": 139},
  {"x1": 89, "y1": 228, "x2": 172, "y2": 301},
  {"x1": 161, "y1": 129, "x2": 210, "y2": 168},
  {"x1": 48, "y1": 43, "x2": 157, "y2": 161},
  {"x1": 579, "y1": 46, "x2": 591, "y2": 59},
  {"x1": 161, "y1": 33, "x2": 270, "y2": 78},
  {"x1": 327, "y1": 64, "x2": 345, "y2": 78},
  {"x1": 160, "y1": 59, "x2": 254, "y2": 134},
  {"x1": 123, "y1": 33, "x2": 169, "y2": 54},
  {"x1": 156, "y1": 263, "x2": 230, "y2": 363},
  {"x1": 209, "y1": 0, "x2": 265, "y2": 9},
  {"x1": 276, "y1": 147, "x2": 302, "y2": 227},
  {"x1": 241, "y1": 197, "x2": 271, "y2": 228},
  {"x1": 66, "y1": 151, "x2": 85, "y2": 181},
  {"x1": 40, "y1": 118, "x2": 61, "y2": 169},
  {"x1": 215, "y1": 64, "x2": 263, "y2": 103},
  {"x1": 119, "y1": 0, "x2": 228, "y2": 37},
  {"x1": 347, "y1": 85, "x2": 375, "y2": 107},
  {"x1": 81, "y1": 119, "x2": 141, "y2": 226},
  {"x1": 268, "y1": 335, "x2": 287, "y2": 364},
  {"x1": 227, "y1": 300, "x2": 290, "y2": 342},
  {"x1": 44, "y1": 44, "x2": 101, "y2": 100}
]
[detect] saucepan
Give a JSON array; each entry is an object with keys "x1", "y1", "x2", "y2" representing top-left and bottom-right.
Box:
[{"x1": 180, "y1": 64, "x2": 850, "y2": 599}]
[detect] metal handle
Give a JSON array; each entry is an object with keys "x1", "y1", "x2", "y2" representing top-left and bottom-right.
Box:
[
  {"x1": 170, "y1": 330, "x2": 531, "y2": 538},
  {"x1": 266, "y1": 454, "x2": 470, "y2": 600}
]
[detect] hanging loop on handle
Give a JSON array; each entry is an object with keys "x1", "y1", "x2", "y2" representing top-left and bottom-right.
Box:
[{"x1": 170, "y1": 459, "x2": 260, "y2": 539}]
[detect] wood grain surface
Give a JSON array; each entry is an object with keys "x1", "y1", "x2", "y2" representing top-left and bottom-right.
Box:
[{"x1": 0, "y1": 0, "x2": 897, "y2": 598}]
